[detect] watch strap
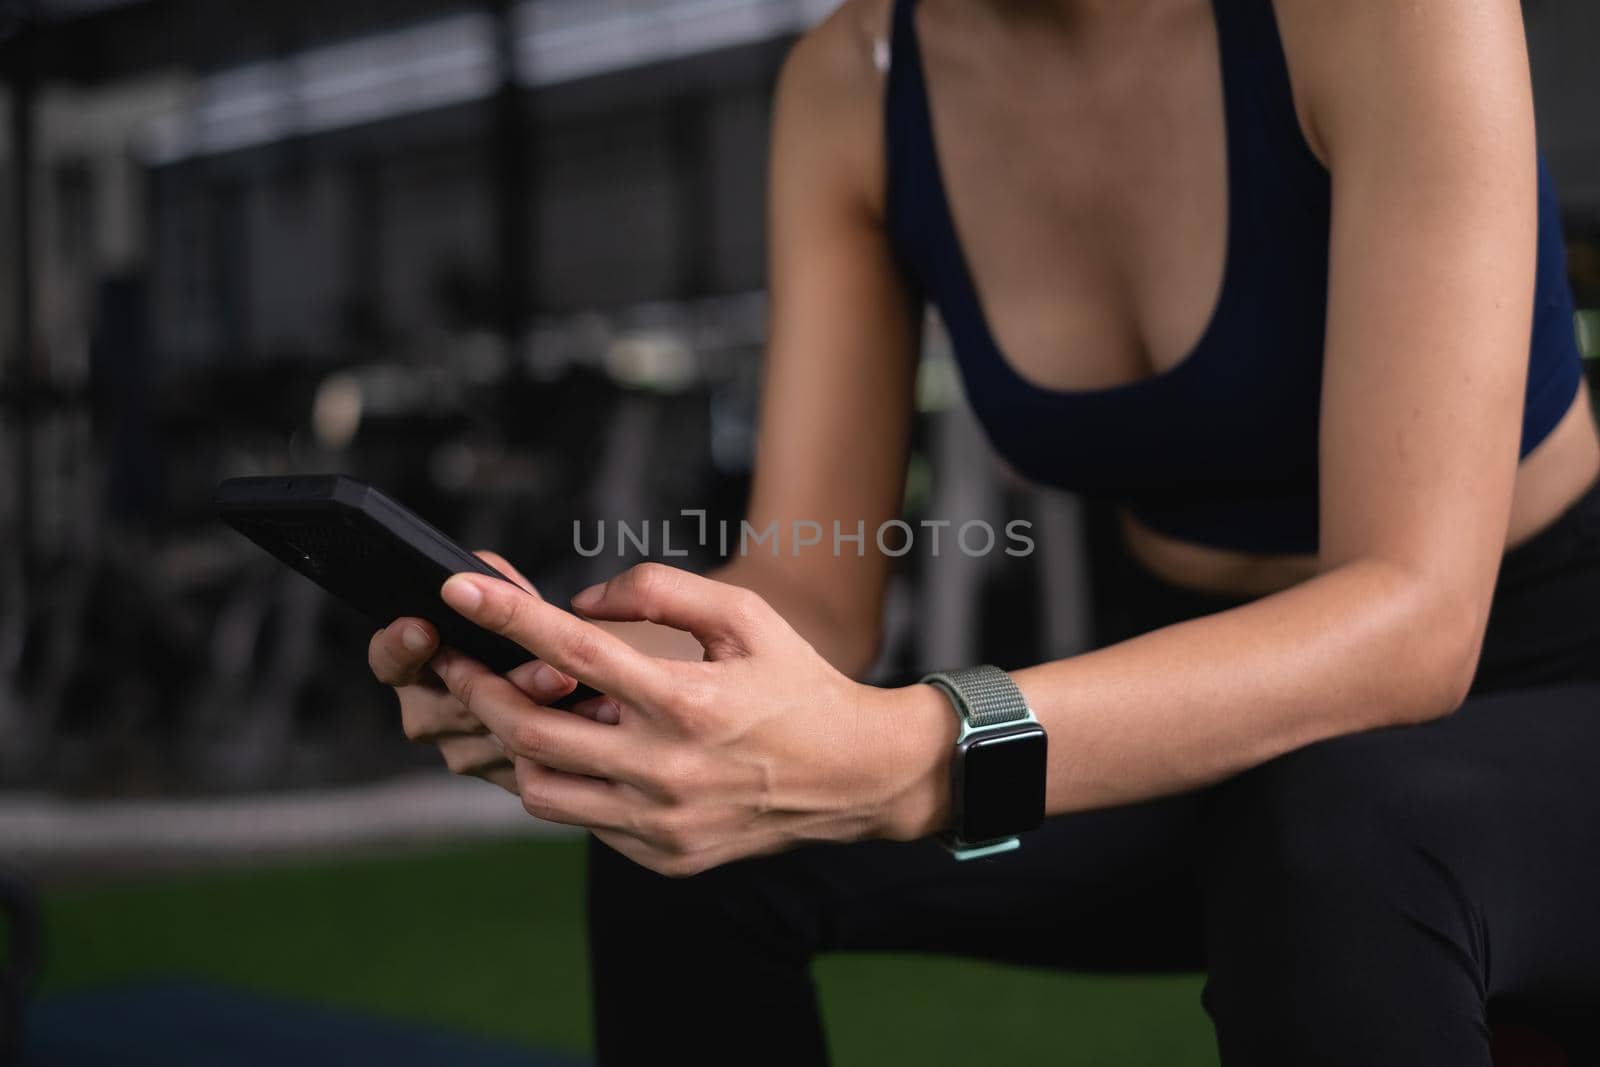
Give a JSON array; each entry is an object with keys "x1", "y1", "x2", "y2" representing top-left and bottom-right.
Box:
[
  {"x1": 920, "y1": 665, "x2": 1038, "y2": 860},
  {"x1": 921, "y1": 665, "x2": 1035, "y2": 733}
]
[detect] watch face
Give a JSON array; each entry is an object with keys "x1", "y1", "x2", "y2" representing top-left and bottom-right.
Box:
[{"x1": 957, "y1": 727, "x2": 1048, "y2": 844}]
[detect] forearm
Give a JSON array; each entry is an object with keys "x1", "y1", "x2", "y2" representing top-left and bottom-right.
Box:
[
  {"x1": 884, "y1": 558, "x2": 1479, "y2": 836},
  {"x1": 725, "y1": 557, "x2": 885, "y2": 676}
]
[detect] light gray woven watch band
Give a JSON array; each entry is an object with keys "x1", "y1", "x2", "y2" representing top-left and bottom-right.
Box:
[{"x1": 920, "y1": 665, "x2": 1031, "y2": 729}]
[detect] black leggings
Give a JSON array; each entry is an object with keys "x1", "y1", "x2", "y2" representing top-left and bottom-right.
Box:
[{"x1": 586, "y1": 478, "x2": 1600, "y2": 1066}]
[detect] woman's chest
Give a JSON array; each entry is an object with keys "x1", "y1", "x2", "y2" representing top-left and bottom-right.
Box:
[{"x1": 916, "y1": 1, "x2": 1232, "y2": 389}]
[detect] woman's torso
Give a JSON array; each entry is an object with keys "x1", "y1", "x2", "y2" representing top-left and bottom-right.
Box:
[{"x1": 858, "y1": 0, "x2": 1598, "y2": 597}]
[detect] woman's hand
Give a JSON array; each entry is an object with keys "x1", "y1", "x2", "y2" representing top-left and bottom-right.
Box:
[
  {"x1": 367, "y1": 551, "x2": 581, "y2": 794},
  {"x1": 429, "y1": 562, "x2": 957, "y2": 876}
]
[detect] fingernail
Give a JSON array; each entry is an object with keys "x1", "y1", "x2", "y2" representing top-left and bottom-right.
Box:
[
  {"x1": 596, "y1": 700, "x2": 621, "y2": 725},
  {"x1": 571, "y1": 583, "x2": 604, "y2": 611},
  {"x1": 531, "y1": 662, "x2": 563, "y2": 694},
  {"x1": 402, "y1": 625, "x2": 431, "y2": 654},
  {"x1": 442, "y1": 575, "x2": 483, "y2": 612}
]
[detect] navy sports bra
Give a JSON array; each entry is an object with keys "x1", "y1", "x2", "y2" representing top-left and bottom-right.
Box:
[{"x1": 884, "y1": 0, "x2": 1585, "y2": 554}]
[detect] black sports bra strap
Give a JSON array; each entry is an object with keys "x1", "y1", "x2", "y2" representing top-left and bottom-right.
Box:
[
  {"x1": 885, "y1": 0, "x2": 923, "y2": 119},
  {"x1": 883, "y1": 0, "x2": 934, "y2": 261},
  {"x1": 889, "y1": 0, "x2": 918, "y2": 59}
]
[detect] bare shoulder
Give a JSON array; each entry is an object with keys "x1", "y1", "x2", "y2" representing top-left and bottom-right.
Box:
[
  {"x1": 780, "y1": 0, "x2": 891, "y2": 101},
  {"x1": 773, "y1": 0, "x2": 894, "y2": 217},
  {"x1": 1271, "y1": 0, "x2": 1528, "y2": 71},
  {"x1": 1270, "y1": 0, "x2": 1532, "y2": 161}
]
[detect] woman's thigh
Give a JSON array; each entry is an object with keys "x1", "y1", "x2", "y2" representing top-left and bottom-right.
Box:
[
  {"x1": 1197, "y1": 680, "x2": 1600, "y2": 1061},
  {"x1": 588, "y1": 685, "x2": 1600, "y2": 1063}
]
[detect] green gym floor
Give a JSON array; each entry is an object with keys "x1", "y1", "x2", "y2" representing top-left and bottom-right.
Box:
[{"x1": 40, "y1": 837, "x2": 1219, "y2": 1065}]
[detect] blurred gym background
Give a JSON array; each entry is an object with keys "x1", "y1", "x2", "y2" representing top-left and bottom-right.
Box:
[{"x1": 0, "y1": 1, "x2": 1595, "y2": 1064}]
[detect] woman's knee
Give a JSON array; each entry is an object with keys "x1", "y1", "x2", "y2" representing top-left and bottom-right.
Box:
[{"x1": 585, "y1": 833, "x2": 827, "y2": 968}]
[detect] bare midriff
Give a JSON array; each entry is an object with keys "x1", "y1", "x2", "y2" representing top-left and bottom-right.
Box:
[{"x1": 1122, "y1": 381, "x2": 1600, "y2": 599}]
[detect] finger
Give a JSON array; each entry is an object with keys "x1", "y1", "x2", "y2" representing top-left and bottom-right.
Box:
[
  {"x1": 474, "y1": 550, "x2": 540, "y2": 597},
  {"x1": 565, "y1": 694, "x2": 623, "y2": 725},
  {"x1": 369, "y1": 619, "x2": 439, "y2": 686},
  {"x1": 441, "y1": 573, "x2": 674, "y2": 706},
  {"x1": 569, "y1": 563, "x2": 763, "y2": 658},
  {"x1": 399, "y1": 690, "x2": 486, "y2": 743},
  {"x1": 432, "y1": 648, "x2": 651, "y2": 781},
  {"x1": 436, "y1": 734, "x2": 510, "y2": 778},
  {"x1": 482, "y1": 764, "x2": 518, "y2": 794},
  {"x1": 505, "y1": 657, "x2": 578, "y2": 704},
  {"x1": 412, "y1": 664, "x2": 449, "y2": 692},
  {"x1": 514, "y1": 758, "x2": 638, "y2": 831}
]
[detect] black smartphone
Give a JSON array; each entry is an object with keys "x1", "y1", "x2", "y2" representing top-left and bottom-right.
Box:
[{"x1": 213, "y1": 473, "x2": 600, "y2": 709}]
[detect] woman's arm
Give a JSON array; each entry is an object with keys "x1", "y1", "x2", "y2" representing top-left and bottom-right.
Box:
[
  {"x1": 884, "y1": 0, "x2": 1543, "y2": 828},
  {"x1": 416, "y1": 0, "x2": 1544, "y2": 875}
]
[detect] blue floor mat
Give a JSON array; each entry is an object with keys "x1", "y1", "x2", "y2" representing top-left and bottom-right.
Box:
[{"x1": 23, "y1": 982, "x2": 589, "y2": 1067}]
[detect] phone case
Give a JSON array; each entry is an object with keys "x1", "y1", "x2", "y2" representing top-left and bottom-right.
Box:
[{"x1": 213, "y1": 474, "x2": 599, "y2": 708}]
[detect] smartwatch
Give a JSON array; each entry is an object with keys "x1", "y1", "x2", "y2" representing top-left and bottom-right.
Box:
[{"x1": 920, "y1": 665, "x2": 1049, "y2": 860}]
